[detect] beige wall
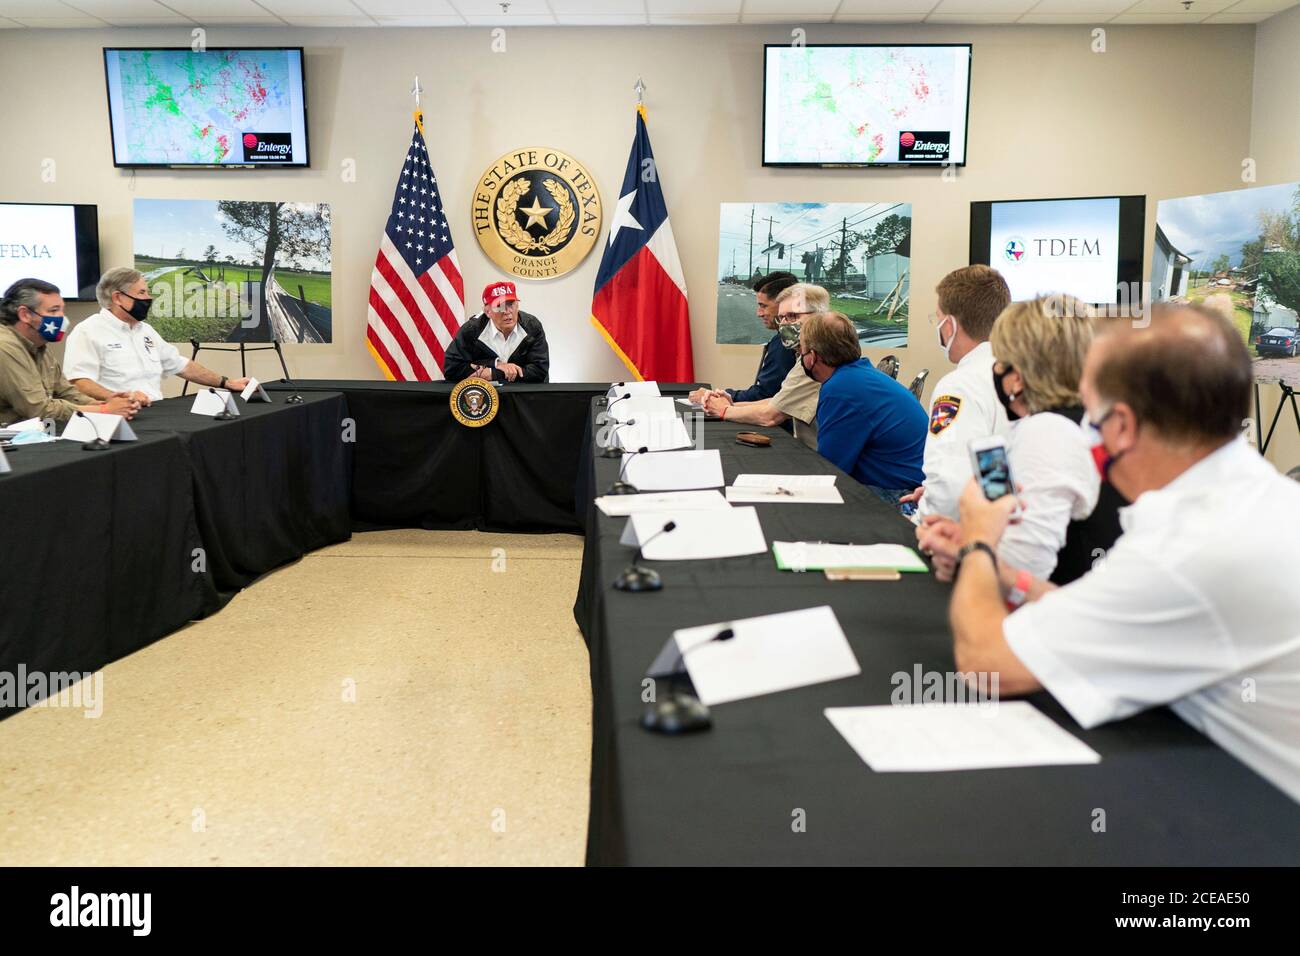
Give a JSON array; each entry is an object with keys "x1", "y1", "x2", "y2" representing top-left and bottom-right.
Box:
[
  {"x1": 0, "y1": 22, "x2": 1256, "y2": 401},
  {"x1": 1252, "y1": 5, "x2": 1300, "y2": 473}
]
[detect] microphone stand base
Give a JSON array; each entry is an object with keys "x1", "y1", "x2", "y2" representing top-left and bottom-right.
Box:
[
  {"x1": 598, "y1": 445, "x2": 624, "y2": 459},
  {"x1": 614, "y1": 564, "x2": 662, "y2": 592},
  {"x1": 285, "y1": 394, "x2": 305, "y2": 405},
  {"x1": 213, "y1": 411, "x2": 237, "y2": 421},
  {"x1": 604, "y1": 480, "x2": 639, "y2": 496},
  {"x1": 81, "y1": 438, "x2": 111, "y2": 452}
]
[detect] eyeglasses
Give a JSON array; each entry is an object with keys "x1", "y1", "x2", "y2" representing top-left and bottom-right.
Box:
[{"x1": 777, "y1": 309, "x2": 815, "y2": 323}]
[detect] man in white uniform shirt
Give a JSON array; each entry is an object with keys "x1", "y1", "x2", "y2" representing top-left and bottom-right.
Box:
[
  {"x1": 948, "y1": 303, "x2": 1300, "y2": 803},
  {"x1": 64, "y1": 267, "x2": 250, "y2": 404},
  {"x1": 903, "y1": 265, "x2": 1012, "y2": 519}
]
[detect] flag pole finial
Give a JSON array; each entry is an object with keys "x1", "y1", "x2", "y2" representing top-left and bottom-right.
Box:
[
  {"x1": 634, "y1": 77, "x2": 645, "y2": 105},
  {"x1": 410, "y1": 75, "x2": 423, "y2": 110}
]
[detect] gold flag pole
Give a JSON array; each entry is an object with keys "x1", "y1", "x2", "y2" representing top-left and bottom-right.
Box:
[{"x1": 411, "y1": 75, "x2": 424, "y2": 133}]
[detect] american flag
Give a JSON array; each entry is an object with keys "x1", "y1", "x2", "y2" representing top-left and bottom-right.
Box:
[{"x1": 365, "y1": 116, "x2": 464, "y2": 380}]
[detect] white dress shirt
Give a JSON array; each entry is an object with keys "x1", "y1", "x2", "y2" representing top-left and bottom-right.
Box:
[
  {"x1": 1003, "y1": 437, "x2": 1300, "y2": 803},
  {"x1": 477, "y1": 316, "x2": 525, "y2": 366},
  {"x1": 998, "y1": 411, "x2": 1101, "y2": 580},
  {"x1": 62, "y1": 309, "x2": 188, "y2": 401},
  {"x1": 917, "y1": 342, "x2": 1010, "y2": 520}
]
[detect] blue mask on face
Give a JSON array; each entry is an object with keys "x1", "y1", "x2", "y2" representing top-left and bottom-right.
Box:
[{"x1": 31, "y1": 312, "x2": 69, "y2": 343}]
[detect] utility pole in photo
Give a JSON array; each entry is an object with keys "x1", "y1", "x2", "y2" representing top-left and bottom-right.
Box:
[
  {"x1": 840, "y1": 217, "x2": 848, "y2": 288},
  {"x1": 762, "y1": 214, "x2": 778, "y2": 275},
  {"x1": 748, "y1": 205, "x2": 755, "y2": 282}
]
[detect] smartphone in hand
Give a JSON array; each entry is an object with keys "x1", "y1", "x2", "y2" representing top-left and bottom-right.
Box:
[{"x1": 968, "y1": 436, "x2": 1015, "y2": 501}]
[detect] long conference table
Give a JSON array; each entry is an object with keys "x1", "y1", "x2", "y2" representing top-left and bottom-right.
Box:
[{"x1": 3, "y1": 379, "x2": 1297, "y2": 863}]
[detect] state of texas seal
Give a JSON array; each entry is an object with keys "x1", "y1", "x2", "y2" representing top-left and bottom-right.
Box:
[{"x1": 471, "y1": 147, "x2": 603, "y2": 281}]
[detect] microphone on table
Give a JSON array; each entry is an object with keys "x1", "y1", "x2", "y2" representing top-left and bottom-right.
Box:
[
  {"x1": 606, "y1": 445, "x2": 649, "y2": 496},
  {"x1": 278, "y1": 377, "x2": 304, "y2": 404},
  {"x1": 639, "y1": 623, "x2": 730, "y2": 736},
  {"x1": 599, "y1": 417, "x2": 636, "y2": 458},
  {"x1": 211, "y1": 387, "x2": 237, "y2": 421},
  {"x1": 598, "y1": 382, "x2": 628, "y2": 407},
  {"x1": 75, "y1": 409, "x2": 111, "y2": 452},
  {"x1": 614, "y1": 519, "x2": 676, "y2": 593}
]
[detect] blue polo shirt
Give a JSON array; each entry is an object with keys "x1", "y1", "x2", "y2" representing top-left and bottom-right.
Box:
[
  {"x1": 815, "y1": 358, "x2": 927, "y2": 490},
  {"x1": 726, "y1": 330, "x2": 797, "y2": 404}
]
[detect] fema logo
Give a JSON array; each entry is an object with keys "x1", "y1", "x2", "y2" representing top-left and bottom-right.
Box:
[{"x1": 1004, "y1": 238, "x2": 1027, "y2": 263}]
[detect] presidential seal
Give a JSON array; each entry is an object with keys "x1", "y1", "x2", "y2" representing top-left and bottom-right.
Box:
[
  {"x1": 450, "y1": 378, "x2": 500, "y2": 428},
  {"x1": 471, "y1": 147, "x2": 603, "y2": 281}
]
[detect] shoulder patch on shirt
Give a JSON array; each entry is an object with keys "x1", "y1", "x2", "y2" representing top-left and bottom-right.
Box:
[{"x1": 929, "y1": 394, "x2": 962, "y2": 435}]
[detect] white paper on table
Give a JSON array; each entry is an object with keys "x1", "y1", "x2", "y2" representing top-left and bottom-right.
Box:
[
  {"x1": 616, "y1": 416, "x2": 693, "y2": 452},
  {"x1": 734, "y1": 474, "x2": 837, "y2": 489},
  {"x1": 772, "y1": 541, "x2": 927, "y2": 572},
  {"x1": 240, "y1": 377, "x2": 271, "y2": 403},
  {"x1": 673, "y1": 605, "x2": 860, "y2": 706},
  {"x1": 0, "y1": 445, "x2": 9, "y2": 474},
  {"x1": 675, "y1": 397, "x2": 704, "y2": 410},
  {"x1": 619, "y1": 505, "x2": 766, "y2": 559},
  {"x1": 7, "y1": 417, "x2": 46, "y2": 433},
  {"x1": 60, "y1": 411, "x2": 138, "y2": 443},
  {"x1": 595, "y1": 489, "x2": 729, "y2": 517},
  {"x1": 622, "y1": 449, "x2": 723, "y2": 491},
  {"x1": 608, "y1": 381, "x2": 660, "y2": 399},
  {"x1": 609, "y1": 396, "x2": 679, "y2": 423},
  {"x1": 190, "y1": 388, "x2": 239, "y2": 417},
  {"x1": 824, "y1": 702, "x2": 1102, "y2": 773},
  {"x1": 726, "y1": 484, "x2": 843, "y2": 504}
]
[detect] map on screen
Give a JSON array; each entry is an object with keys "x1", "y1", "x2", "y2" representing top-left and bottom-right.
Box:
[
  {"x1": 763, "y1": 46, "x2": 970, "y2": 166},
  {"x1": 104, "y1": 48, "x2": 308, "y2": 167}
]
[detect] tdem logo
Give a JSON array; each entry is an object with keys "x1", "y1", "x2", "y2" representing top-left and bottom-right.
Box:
[
  {"x1": 1004, "y1": 237, "x2": 1026, "y2": 262},
  {"x1": 50, "y1": 886, "x2": 151, "y2": 936},
  {"x1": 1004, "y1": 236, "x2": 1103, "y2": 262}
]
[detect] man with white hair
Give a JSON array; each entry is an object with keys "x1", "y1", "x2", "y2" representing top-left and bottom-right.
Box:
[{"x1": 63, "y1": 267, "x2": 249, "y2": 405}]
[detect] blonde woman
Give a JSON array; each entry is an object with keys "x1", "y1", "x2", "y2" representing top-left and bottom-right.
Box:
[{"x1": 919, "y1": 295, "x2": 1123, "y2": 586}]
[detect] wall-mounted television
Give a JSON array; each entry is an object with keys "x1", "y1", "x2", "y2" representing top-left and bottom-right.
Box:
[
  {"x1": 0, "y1": 203, "x2": 101, "y2": 301},
  {"x1": 970, "y1": 195, "x2": 1146, "y2": 307},
  {"x1": 103, "y1": 47, "x2": 309, "y2": 169},
  {"x1": 763, "y1": 44, "x2": 972, "y2": 168}
]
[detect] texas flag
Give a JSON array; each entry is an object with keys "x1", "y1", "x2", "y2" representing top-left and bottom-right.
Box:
[{"x1": 590, "y1": 108, "x2": 694, "y2": 382}]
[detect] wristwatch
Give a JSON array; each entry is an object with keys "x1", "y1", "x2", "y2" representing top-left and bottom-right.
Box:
[
  {"x1": 955, "y1": 541, "x2": 998, "y2": 579},
  {"x1": 219, "y1": 375, "x2": 228, "y2": 389}
]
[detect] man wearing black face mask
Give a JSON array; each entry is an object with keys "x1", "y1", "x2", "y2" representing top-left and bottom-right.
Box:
[
  {"x1": 947, "y1": 303, "x2": 1300, "y2": 804},
  {"x1": 0, "y1": 278, "x2": 138, "y2": 426},
  {"x1": 63, "y1": 267, "x2": 250, "y2": 406}
]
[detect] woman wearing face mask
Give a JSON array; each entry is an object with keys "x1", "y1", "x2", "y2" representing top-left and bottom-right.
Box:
[
  {"x1": 918, "y1": 294, "x2": 1125, "y2": 588},
  {"x1": 0, "y1": 277, "x2": 139, "y2": 427}
]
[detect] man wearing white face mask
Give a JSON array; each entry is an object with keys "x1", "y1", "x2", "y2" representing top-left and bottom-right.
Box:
[{"x1": 902, "y1": 266, "x2": 1011, "y2": 520}]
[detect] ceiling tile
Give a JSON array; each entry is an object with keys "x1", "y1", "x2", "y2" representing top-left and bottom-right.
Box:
[
  {"x1": 101, "y1": 17, "x2": 197, "y2": 26},
  {"x1": 1203, "y1": 11, "x2": 1274, "y2": 19},
  {"x1": 834, "y1": 13, "x2": 930, "y2": 21},
  {"x1": 166, "y1": 0, "x2": 286, "y2": 17},
  {"x1": 260, "y1": 0, "x2": 366, "y2": 14},
  {"x1": 1025, "y1": 0, "x2": 1134, "y2": 11},
  {"x1": 461, "y1": 14, "x2": 557, "y2": 25},
  {"x1": 646, "y1": 0, "x2": 740, "y2": 13},
  {"x1": 836, "y1": 0, "x2": 938, "y2": 12},
  {"x1": 354, "y1": 0, "x2": 459, "y2": 12},
  {"x1": 1226, "y1": 0, "x2": 1300, "y2": 11},
  {"x1": 932, "y1": 0, "x2": 1036, "y2": 12},
  {"x1": 452, "y1": 0, "x2": 553, "y2": 14},
  {"x1": 373, "y1": 15, "x2": 467, "y2": 24},
  {"x1": 743, "y1": 0, "x2": 839, "y2": 12},
  {"x1": 281, "y1": 16, "x2": 380, "y2": 26},
  {"x1": 11, "y1": 15, "x2": 108, "y2": 25},
  {"x1": 0, "y1": 1, "x2": 89, "y2": 15},
  {"x1": 549, "y1": 0, "x2": 644, "y2": 12},
  {"x1": 926, "y1": 13, "x2": 1025, "y2": 22},
  {"x1": 60, "y1": 0, "x2": 173, "y2": 14},
  {"x1": 648, "y1": 13, "x2": 740, "y2": 22},
  {"x1": 1122, "y1": 0, "x2": 1235, "y2": 12},
  {"x1": 555, "y1": 14, "x2": 649, "y2": 24},
  {"x1": 1018, "y1": 13, "x2": 1119, "y2": 22},
  {"x1": 742, "y1": 13, "x2": 835, "y2": 22}
]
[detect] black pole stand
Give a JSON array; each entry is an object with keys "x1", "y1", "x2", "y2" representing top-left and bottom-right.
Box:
[
  {"x1": 180, "y1": 339, "x2": 293, "y2": 398},
  {"x1": 1257, "y1": 381, "x2": 1300, "y2": 456}
]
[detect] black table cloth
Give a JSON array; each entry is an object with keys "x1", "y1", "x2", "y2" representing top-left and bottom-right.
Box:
[
  {"x1": 574, "y1": 403, "x2": 1300, "y2": 865},
  {"x1": 131, "y1": 392, "x2": 353, "y2": 597},
  {"x1": 0, "y1": 433, "x2": 218, "y2": 717},
  {"x1": 264, "y1": 381, "x2": 697, "y2": 533},
  {"x1": 0, "y1": 391, "x2": 351, "y2": 718}
]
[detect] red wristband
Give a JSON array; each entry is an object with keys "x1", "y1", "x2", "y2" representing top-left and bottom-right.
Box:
[{"x1": 1005, "y1": 568, "x2": 1033, "y2": 611}]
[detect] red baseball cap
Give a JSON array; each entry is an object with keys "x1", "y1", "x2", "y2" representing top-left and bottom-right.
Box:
[{"x1": 482, "y1": 281, "x2": 520, "y2": 310}]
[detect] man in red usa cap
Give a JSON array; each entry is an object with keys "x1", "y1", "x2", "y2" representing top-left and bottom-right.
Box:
[{"x1": 443, "y1": 279, "x2": 550, "y2": 383}]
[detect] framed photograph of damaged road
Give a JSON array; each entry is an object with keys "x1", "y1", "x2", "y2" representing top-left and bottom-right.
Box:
[
  {"x1": 133, "y1": 197, "x2": 332, "y2": 344},
  {"x1": 1152, "y1": 181, "x2": 1300, "y2": 388},
  {"x1": 716, "y1": 202, "x2": 910, "y2": 347}
]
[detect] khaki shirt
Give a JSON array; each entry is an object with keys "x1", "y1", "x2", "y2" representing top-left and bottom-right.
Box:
[
  {"x1": 0, "y1": 322, "x2": 93, "y2": 426},
  {"x1": 769, "y1": 362, "x2": 820, "y2": 451}
]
